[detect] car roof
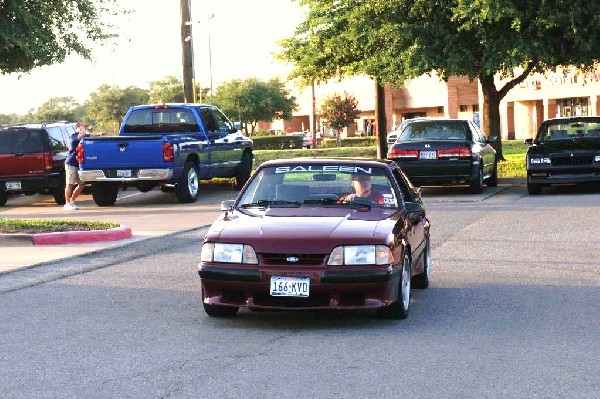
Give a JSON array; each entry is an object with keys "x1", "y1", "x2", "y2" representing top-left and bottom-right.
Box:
[
  {"x1": 541, "y1": 116, "x2": 600, "y2": 123},
  {"x1": 129, "y1": 103, "x2": 214, "y2": 110},
  {"x1": 258, "y1": 157, "x2": 396, "y2": 168}
]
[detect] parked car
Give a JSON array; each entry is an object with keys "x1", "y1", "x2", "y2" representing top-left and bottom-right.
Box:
[
  {"x1": 525, "y1": 116, "x2": 600, "y2": 195},
  {"x1": 386, "y1": 119, "x2": 497, "y2": 193},
  {"x1": 198, "y1": 158, "x2": 431, "y2": 319},
  {"x1": 77, "y1": 104, "x2": 254, "y2": 206},
  {"x1": 289, "y1": 131, "x2": 321, "y2": 148},
  {"x1": 0, "y1": 121, "x2": 75, "y2": 206},
  {"x1": 386, "y1": 117, "x2": 441, "y2": 145}
]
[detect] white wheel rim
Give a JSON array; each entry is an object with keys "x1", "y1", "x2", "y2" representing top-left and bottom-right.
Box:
[
  {"x1": 425, "y1": 239, "x2": 431, "y2": 280},
  {"x1": 401, "y1": 256, "x2": 411, "y2": 310},
  {"x1": 188, "y1": 168, "x2": 198, "y2": 196}
]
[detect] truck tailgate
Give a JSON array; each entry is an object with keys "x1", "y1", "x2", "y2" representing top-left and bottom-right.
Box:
[
  {"x1": 0, "y1": 153, "x2": 49, "y2": 178},
  {"x1": 81, "y1": 136, "x2": 169, "y2": 169}
]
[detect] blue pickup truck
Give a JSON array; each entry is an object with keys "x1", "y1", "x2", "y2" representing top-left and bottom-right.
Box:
[{"x1": 77, "y1": 104, "x2": 253, "y2": 206}]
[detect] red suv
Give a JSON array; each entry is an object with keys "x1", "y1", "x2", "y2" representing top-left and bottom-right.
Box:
[{"x1": 0, "y1": 121, "x2": 75, "y2": 206}]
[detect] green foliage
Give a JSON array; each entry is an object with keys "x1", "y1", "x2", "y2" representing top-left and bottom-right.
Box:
[
  {"x1": 33, "y1": 97, "x2": 79, "y2": 122},
  {"x1": 250, "y1": 135, "x2": 304, "y2": 150},
  {"x1": 0, "y1": 219, "x2": 118, "y2": 233},
  {"x1": 0, "y1": 0, "x2": 123, "y2": 74},
  {"x1": 149, "y1": 76, "x2": 184, "y2": 103},
  {"x1": 86, "y1": 84, "x2": 149, "y2": 134},
  {"x1": 319, "y1": 92, "x2": 361, "y2": 131},
  {"x1": 207, "y1": 78, "x2": 298, "y2": 134},
  {"x1": 320, "y1": 136, "x2": 375, "y2": 148},
  {"x1": 278, "y1": 0, "x2": 600, "y2": 150}
]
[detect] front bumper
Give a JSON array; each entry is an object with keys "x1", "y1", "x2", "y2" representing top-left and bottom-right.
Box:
[{"x1": 198, "y1": 264, "x2": 400, "y2": 310}]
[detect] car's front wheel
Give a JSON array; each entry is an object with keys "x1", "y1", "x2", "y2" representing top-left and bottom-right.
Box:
[
  {"x1": 377, "y1": 252, "x2": 411, "y2": 319},
  {"x1": 235, "y1": 152, "x2": 253, "y2": 190},
  {"x1": 470, "y1": 167, "x2": 484, "y2": 194},
  {"x1": 0, "y1": 191, "x2": 7, "y2": 207},
  {"x1": 486, "y1": 162, "x2": 498, "y2": 187},
  {"x1": 527, "y1": 176, "x2": 542, "y2": 195}
]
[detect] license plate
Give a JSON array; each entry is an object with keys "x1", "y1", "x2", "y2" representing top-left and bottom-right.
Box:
[
  {"x1": 419, "y1": 151, "x2": 437, "y2": 159},
  {"x1": 116, "y1": 169, "x2": 132, "y2": 178},
  {"x1": 270, "y1": 276, "x2": 310, "y2": 297},
  {"x1": 5, "y1": 181, "x2": 21, "y2": 190}
]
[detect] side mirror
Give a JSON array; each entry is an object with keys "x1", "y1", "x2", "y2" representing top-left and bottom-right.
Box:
[
  {"x1": 405, "y1": 201, "x2": 423, "y2": 214},
  {"x1": 524, "y1": 138, "x2": 533, "y2": 145},
  {"x1": 220, "y1": 200, "x2": 235, "y2": 211}
]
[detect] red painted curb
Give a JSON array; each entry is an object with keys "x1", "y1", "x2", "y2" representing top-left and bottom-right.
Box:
[{"x1": 32, "y1": 225, "x2": 133, "y2": 246}]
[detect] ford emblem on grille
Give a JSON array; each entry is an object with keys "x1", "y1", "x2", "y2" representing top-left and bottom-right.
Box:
[{"x1": 287, "y1": 256, "x2": 299, "y2": 263}]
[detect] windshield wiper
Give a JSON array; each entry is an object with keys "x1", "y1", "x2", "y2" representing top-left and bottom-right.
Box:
[{"x1": 239, "y1": 200, "x2": 302, "y2": 208}]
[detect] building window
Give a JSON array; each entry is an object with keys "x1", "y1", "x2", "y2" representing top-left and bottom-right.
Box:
[
  {"x1": 472, "y1": 104, "x2": 479, "y2": 112},
  {"x1": 437, "y1": 106, "x2": 444, "y2": 114},
  {"x1": 556, "y1": 97, "x2": 589, "y2": 117},
  {"x1": 459, "y1": 105, "x2": 468, "y2": 112}
]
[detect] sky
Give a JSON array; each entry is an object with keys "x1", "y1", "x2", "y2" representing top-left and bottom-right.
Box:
[{"x1": 0, "y1": 0, "x2": 305, "y2": 115}]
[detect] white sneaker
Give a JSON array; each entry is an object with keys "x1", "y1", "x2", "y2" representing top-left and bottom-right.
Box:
[
  {"x1": 63, "y1": 203, "x2": 76, "y2": 210},
  {"x1": 70, "y1": 202, "x2": 79, "y2": 210}
]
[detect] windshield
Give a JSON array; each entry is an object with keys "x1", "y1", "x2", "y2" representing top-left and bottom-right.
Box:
[
  {"x1": 238, "y1": 164, "x2": 399, "y2": 209},
  {"x1": 123, "y1": 109, "x2": 199, "y2": 133},
  {"x1": 537, "y1": 120, "x2": 600, "y2": 142},
  {"x1": 399, "y1": 121, "x2": 468, "y2": 141}
]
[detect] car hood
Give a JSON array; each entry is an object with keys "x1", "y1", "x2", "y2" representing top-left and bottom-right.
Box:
[
  {"x1": 529, "y1": 138, "x2": 600, "y2": 154},
  {"x1": 205, "y1": 207, "x2": 399, "y2": 254}
]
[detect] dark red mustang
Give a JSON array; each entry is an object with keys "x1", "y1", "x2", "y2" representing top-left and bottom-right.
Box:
[{"x1": 198, "y1": 158, "x2": 431, "y2": 319}]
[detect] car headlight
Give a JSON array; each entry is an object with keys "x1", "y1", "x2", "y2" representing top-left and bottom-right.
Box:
[
  {"x1": 201, "y1": 242, "x2": 258, "y2": 264},
  {"x1": 327, "y1": 245, "x2": 392, "y2": 266},
  {"x1": 528, "y1": 156, "x2": 551, "y2": 165},
  {"x1": 595, "y1": 155, "x2": 600, "y2": 162}
]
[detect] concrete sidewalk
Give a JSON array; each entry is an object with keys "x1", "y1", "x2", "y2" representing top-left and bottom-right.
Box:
[{"x1": 0, "y1": 184, "x2": 239, "y2": 274}]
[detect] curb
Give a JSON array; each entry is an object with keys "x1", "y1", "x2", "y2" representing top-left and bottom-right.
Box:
[{"x1": 0, "y1": 225, "x2": 133, "y2": 246}]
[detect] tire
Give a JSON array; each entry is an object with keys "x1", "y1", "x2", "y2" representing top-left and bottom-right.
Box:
[
  {"x1": 91, "y1": 182, "x2": 119, "y2": 206},
  {"x1": 470, "y1": 167, "x2": 484, "y2": 194},
  {"x1": 527, "y1": 176, "x2": 542, "y2": 195},
  {"x1": 175, "y1": 161, "x2": 199, "y2": 203},
  {"x1": 234, "y1": 151, "x2": 253, "y2": 190},
  {"x1": 0, "y1": 191, "x2": 7, "y2": 207},
  {"x1": 377, "y1": 252, "x2": 411, "y2": 319},
  {"x1": 52, "y1": 173, "x2": 66, "y2": 205},
  {"x1": 486, "y1": 162, "x2": 498, "y2": 187},
  {"x1": 412, "y1": 237, "x2": 431, "y2": 289},
  {"x1": 203, "y1": 302, "x2": 239, "y2": 317}
]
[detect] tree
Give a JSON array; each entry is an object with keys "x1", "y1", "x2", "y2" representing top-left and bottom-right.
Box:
[
  {"x1": 279, "y1": 0, "x2": 600, "y2": 159},
  {"x1": 0, "y1": 0, "x2": 121, "y2": 74},
  {"x1": 33, "y1": 97, "x2": 79, "y2": 122},
  {"x1": 86, "y1": 85, "x2": 149, "y2": 134},
  {"x1": 208, "y1": 78, "x2": 297, "y2": 135},
  {"x1": 319, "y1": 92, "x2": 360, "y2": 147},
  {"x1": 149, "y1": 76, "x2": 185, "y2": 104}
]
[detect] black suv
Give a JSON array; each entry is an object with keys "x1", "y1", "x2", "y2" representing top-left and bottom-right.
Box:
[
  {"x1": 0, "y1": 121, "x2": 75, "y2": 206},
  {"x1": 525, "y1": 116, "x2": 600, "y2": 194}
]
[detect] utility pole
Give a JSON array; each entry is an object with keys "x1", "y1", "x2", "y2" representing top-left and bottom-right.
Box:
[{"x1": 180, "y1": 0, "x2": 196, "y2": 103}]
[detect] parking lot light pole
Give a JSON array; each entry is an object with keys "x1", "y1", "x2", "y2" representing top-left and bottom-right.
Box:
[{"x1": 180, "y1": 0, "x2": 196, "y2": 103}]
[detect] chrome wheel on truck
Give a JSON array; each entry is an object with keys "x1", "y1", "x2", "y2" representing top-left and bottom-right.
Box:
[{"x1": 175, "y1": 161, "x2": 199, "y2": 203}]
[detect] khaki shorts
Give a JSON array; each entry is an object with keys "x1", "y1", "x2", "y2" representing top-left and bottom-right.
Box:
[{"x1": 65, "y1": 165, "x2": 83, "y2": 186}]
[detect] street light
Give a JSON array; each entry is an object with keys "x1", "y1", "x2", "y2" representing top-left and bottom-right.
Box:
[{"x1": 208, "y1": 14, "x2": 215, "y2": 95}]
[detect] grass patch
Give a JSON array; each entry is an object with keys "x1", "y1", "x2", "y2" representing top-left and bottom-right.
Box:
[{"x1": 0, "y1": 219, "x2": 119, "y2": 234}]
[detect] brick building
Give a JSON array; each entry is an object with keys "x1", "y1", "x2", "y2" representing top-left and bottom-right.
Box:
[{"x1": 263, "y1": 66, "x2": 600, "y2": 141}]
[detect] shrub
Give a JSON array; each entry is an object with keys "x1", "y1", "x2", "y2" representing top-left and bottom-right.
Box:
[
  {"x1": 320, "y1": 136, "x2": 377, "y2": 148},
  {"x1": 251, "y1": 135, "x2": 303, "y2": 150}
]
